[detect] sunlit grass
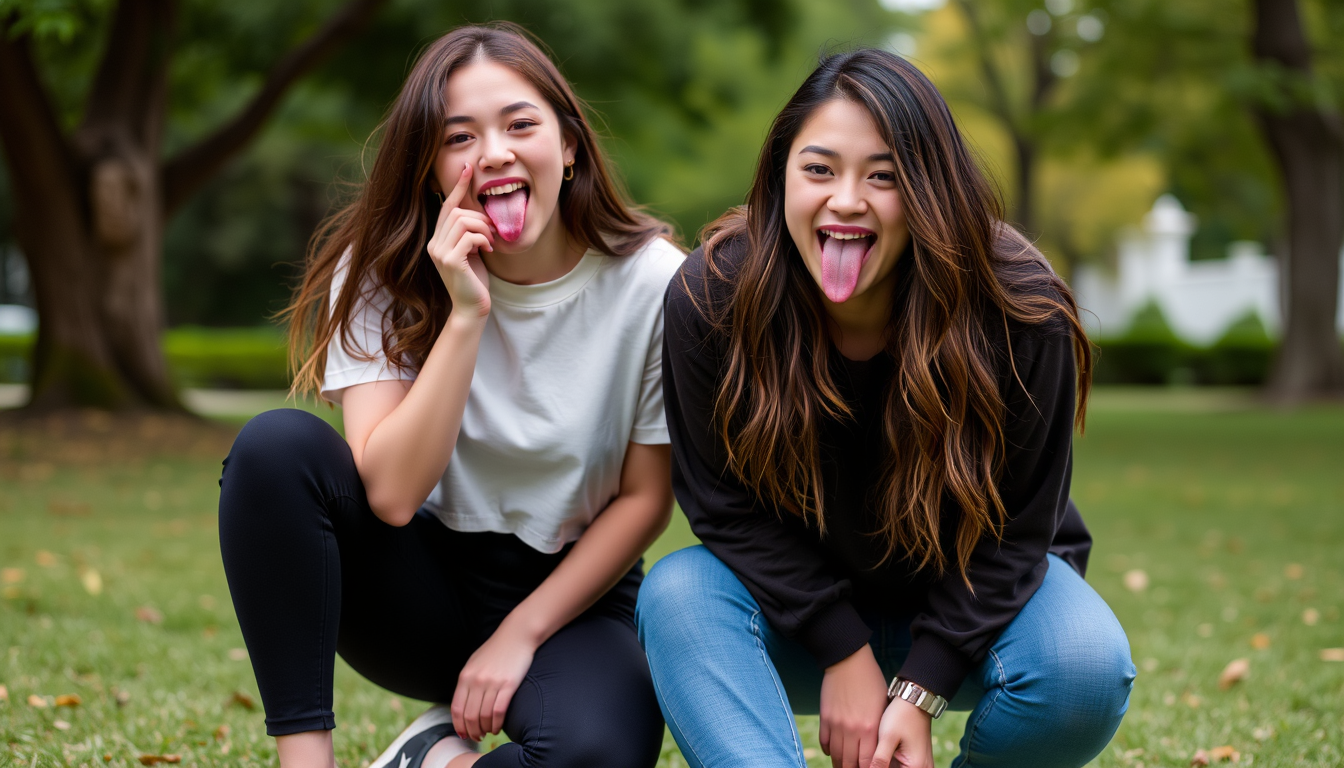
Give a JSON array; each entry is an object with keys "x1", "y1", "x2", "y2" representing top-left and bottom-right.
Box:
[{"x1": 1, "y1": 389, "x2": 1341, "y2": 766}]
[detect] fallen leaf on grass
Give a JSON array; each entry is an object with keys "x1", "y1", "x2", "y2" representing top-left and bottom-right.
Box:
[
  {"x1": 1, "y1": 568, "x2": 23, "y2": 584},
  {"x1": 53, "y1": 719, "x2": 71, "y2": 730},
  {"x1": 138, "y1": 754, "x2": 181, "y2": 765},
  {"x1": 213, "y1": 724, "x2": 230, "y2": 740},
  {"x1": 1320, "y1": 648, "x2": 1344, "y2": 662},
  {"x1": 1250, "y1": 633, "x2": 1271, "y2": 650},
  {"x1": 55, "y1": 693, "x2": 81, "y2": 707},
  {"x1": 0, "y1": 684, "x2": 8, "y2": 702},
  {"x1": 1181, "y1": 691, "x2": 1202, "y2": 708},
  {"x1": 1210, "y1": 745, "x2": 1240, "y2": 762},
  {"x1": 1123, "y1": 569, "x2": 1149, "y2": 593},
  {"x1": 81, "y1": 568, "x2": 103, "y2": 596},
  {"x1": 135, "y1": 606, "x2": 164, "y2": 624},
  {"x1": 226, "y1": 648, "x2": 247, "y2": 661},
  {"x1": 1219, "y1": 658, "x2": 1250, "y2": 690},
  {"x1": 1191, "y1": 750, "x2": 1210, "y2": 767},
  {"x1": 113, "y1": 688, "x2": 131, "y2": 706},
  {"x1": 229, "y1": 691, "x2": 255, "y2": 710},
  {"x1": 35, "y1": 550, "x2": 58, "y2": 567},
  {"x1": 1302, "y1": 608, "x2": 1320, "y2": 626},
  {"x1": 1283, "y1": 563, "x2": 1304, "y2": 579},
  {"x1": 28, "y1": 694, "x2": 48, "y2": 708}
]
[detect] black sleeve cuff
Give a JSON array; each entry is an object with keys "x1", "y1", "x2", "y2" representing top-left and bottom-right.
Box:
[
  {"x1": 897, "y1": 633, "x2": 974, "y2": 701},
  {"x1": 795, "y1": 599, "x2": 873, "y2": 669}
]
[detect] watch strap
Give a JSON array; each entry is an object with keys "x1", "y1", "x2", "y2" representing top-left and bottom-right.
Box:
[{"x1": 887, "y1": 677, "x2": 948, "y2": 719}]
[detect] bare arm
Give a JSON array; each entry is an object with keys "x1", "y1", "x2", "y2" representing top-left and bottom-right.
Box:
[
  {"x1": 450, "y1": 441, "x2": 674, "y2": 740},
  {"x1": 339, "y1": 164, "x2": 493, "y2": 526}
]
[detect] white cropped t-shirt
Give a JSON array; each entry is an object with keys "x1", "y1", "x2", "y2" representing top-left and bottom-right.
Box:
[{"x1": 322, "y1": 237, "x2": 684, "y2": 553}]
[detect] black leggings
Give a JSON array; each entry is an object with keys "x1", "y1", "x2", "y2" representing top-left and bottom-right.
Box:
[{"x1": 218, "y1": 409, "x2": 664, "y2": 768}]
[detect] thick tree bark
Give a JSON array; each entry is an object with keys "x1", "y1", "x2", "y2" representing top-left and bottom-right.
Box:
[
  {"x1": 1252, "y1": 0, "x2": 1344, "y2": 402},
  {"x1": 0, "y1": 0, "x2": 387, "y2": 411}
]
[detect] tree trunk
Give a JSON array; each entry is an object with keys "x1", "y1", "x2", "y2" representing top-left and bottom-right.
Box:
[
  {"x1": 1012, "y1": 135, "x2": 1036, "y2": 236},
  {"x1": 0, "y1": 0, "x2": 387, "y2": 411},
  {"x1": 1252, "y1": 0, "x2": 1344, "y2": 402}
]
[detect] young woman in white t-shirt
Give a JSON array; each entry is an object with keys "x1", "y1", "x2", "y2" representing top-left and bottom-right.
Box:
[{"x1": 218, "y1": 23, "x2": 683, "y2": 768}]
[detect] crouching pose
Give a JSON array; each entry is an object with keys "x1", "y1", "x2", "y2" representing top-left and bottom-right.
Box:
[
  {"x1": 638, "y1": 49, "x2": 1134, "y2": 768},
  {"x1": 218, "y1": 23, "x2": 681, "y2": 768}
]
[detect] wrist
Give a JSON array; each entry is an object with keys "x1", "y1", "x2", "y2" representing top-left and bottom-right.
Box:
[
  {"x1": 445, "y1": 309, "x2": 489, "y2": 332},
  {"x1": 496, "y1": 611, "x2": 547, "y2": 649},
  {"x1": 887, "y1": 676, "x2": 947, "y2": 720}
]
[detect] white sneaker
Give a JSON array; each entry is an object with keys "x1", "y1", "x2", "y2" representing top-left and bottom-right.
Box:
[{"x1": 371, "y1": 704, "x2": 477, "y2": 768}]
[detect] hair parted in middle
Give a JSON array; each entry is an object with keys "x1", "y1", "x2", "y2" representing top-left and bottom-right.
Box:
[
  {"x1": 694, "y1": 48, "x2": 1093, "y2": 585},
  {"x1": 284, "y1": 21, "x2": 673, "y2": 399}
]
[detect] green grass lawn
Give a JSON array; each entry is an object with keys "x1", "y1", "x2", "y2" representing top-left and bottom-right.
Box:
[{"x1": 1, "y1": 389, "x2": 1342, "y2": 767}]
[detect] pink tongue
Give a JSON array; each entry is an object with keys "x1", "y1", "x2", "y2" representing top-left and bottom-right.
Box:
[
  {"x1": 820, "y1": 235, "x2": 869, "y2": 302},
  {"x1": 483, "y1": 189, "x2": 528, "y2": 242}
]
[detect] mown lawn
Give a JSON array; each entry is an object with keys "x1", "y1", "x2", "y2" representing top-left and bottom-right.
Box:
[{"x1": 1, "y1": 389, "x2": 1341, "y2": 767}]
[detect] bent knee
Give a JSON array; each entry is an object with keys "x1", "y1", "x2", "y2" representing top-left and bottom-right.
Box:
[
  {"x1": 1007, "y1": 627, "x2": 1136, "y2": 734},
  {"x1": 224, "y1": 409, "x2": 345, "y2": 481},
  {"x1": 637, "y1": 546, "x2": 738, "y2": 628}
]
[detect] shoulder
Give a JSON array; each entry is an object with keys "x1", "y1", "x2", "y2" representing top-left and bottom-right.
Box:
[
  {"x1": 668, "y1": 231, "x2": 745, "y2": 314},
  {"x1": 599, "y1": 235, "x2": 685, "y2": 299},
  {"x1": 991, "y1": 226, "x2": 1076, "y2": 341}
]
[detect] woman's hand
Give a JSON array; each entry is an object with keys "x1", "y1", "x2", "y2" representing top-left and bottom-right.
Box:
[
  {"x1": 428, "y1": 163, "x2": 494, "y2": 320},
  {"x1": 450, "y1": 623, "x2": 537, "y2": 741},
  {"x1": 820, "y1": 644, "x2": 889, "y2": 768},
  {"x1": 869, "y1": 696, "x2": 934, "y2": 768}
]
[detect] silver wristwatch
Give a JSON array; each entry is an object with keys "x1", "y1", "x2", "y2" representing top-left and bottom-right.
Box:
[{"x1": 887, "y1": 677, "x2": 948, "y2": 719}]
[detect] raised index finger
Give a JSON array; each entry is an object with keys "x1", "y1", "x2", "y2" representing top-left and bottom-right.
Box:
[{"x1": 443, "y1": 163, "x2": 473, "y2": 211}]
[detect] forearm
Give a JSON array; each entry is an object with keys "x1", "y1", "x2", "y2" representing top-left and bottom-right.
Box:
[
  {"x1": 356, "y1": 313, "x2": 485, "y2": 524},
  {"x1": 501, "y1": 467, "x2": 672, "y2": 647}
]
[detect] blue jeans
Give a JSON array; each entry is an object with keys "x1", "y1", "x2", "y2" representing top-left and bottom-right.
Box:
[{"x1": 637, "y1": 546, "x2": 1135, "y2": 768}]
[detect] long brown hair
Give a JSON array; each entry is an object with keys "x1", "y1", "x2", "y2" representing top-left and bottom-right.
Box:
[
  {"x1": 284, "y1": 22, "x2": 671, "y2": 397},
  {"x1": 698, "y1": 49, "x2": 1092, "y2": 584}
]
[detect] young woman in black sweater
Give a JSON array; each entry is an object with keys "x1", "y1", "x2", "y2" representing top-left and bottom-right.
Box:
[{"x1": 636, "y1": 49, "x2": 1134, "y2": 768}]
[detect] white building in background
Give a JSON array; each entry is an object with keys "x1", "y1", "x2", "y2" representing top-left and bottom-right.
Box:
[{"x1": 1073, "y1": 194, "x2": 1344, "y2": 344}]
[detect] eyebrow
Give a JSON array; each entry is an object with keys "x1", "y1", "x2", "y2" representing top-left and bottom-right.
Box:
[
  {"x1": 445, "y1": 101, "x2": 541, "y2": 127},
  {"x1": 798, "y1": 145, "x2": 896, "y2": 163}
]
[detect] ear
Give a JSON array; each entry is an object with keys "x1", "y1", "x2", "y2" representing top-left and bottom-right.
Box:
[{"x1": 561, "y1": 129, "x2": 578, "y2": 168}]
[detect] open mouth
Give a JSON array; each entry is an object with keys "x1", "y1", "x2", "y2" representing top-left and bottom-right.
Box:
[
  {"x1": 478, "y1": 180, "x2": 530, "y2": 243},
  {"x1": 816, "y1": 227, "x2": 875, "y2": 303}
]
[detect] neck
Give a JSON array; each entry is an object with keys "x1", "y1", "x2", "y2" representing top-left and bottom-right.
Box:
[
  {"x1": 483, "y1": 210, "x2": 586, "y2": 285},
  {"x1": 821, "y1": 272, "x2": 896, "y2": 361}
]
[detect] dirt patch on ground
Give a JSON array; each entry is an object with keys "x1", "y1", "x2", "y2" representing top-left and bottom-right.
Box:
[{"x1": 0, "y1": 409, "x2": 238, "y2": 466}]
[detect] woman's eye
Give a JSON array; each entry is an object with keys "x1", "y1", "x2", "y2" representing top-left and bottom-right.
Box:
[
  {"x1": 803, "y1": 164, "x2": 831, "y2": 176},
  {"x1": 446, "y1": 133, "x2": 471, "y2": 146},
  {"x1": 871, "y1": 171, "x2": 896, "y2": 182},
  {"x1": 510, "y1": 120, "x2": 538, "y2": 131}
]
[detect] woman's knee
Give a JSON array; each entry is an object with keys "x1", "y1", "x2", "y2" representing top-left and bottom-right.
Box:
[
  {"x1": 987, "y1": 622, "x2": 1135, "y2": 763},
  {"x1": 637, "y1": 546, "x2": 749, "y2": 640},
  {"x1": 222, "y1": 409, "x2": 346, "y2": 486}
]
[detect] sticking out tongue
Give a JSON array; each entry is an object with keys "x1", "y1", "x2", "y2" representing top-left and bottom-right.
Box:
[
  {"x1": 820, "y1": 234, "x2": 870, "y2": 303},
  {"x1": 483, "y1": 189, "x2": 528, "y2": 242}
]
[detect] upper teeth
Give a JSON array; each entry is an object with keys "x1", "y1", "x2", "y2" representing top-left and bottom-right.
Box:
[
  {"x1": 822, "y1": 231, "x2": 869, "y2": 240},
  {"x1": 483, "y1": 182, "x2": 526, "y2": 196}
]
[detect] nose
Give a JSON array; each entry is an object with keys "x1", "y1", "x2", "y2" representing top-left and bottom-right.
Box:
[
  {"x1": 477, "y1": 130, "x2": 515, "y2": 171},
  {"x1": 826, "y1": 177, "x2": 868, "y2": 218}
]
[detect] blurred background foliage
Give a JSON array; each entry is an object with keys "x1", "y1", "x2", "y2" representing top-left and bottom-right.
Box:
[{"x1": 0, "y1": 0, "x2": 1340, "y2": 370}]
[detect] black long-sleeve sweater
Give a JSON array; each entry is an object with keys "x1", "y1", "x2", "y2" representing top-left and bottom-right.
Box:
[{"x1": 661, "y1": 240, "x2": 1092, "y2": 699}]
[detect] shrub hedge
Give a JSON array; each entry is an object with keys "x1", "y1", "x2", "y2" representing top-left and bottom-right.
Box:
[
  {"x1": 0, "y1": 311, "x2": 1334, "y2": 390},
  {"x1": 0, "y1": 326, "x2": 290, "y2": 389}
]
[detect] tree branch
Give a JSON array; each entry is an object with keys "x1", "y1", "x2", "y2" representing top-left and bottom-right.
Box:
[
  {"x1": 160, "y1": 0, "x2": 388, "y2": 216},
  {"x1": 79, "y1": 0, "x2": 175, "y2": 141},
  {"x1": 953, "y1": 0, "x2": 1016, "y2": 128},
  {"x1": 0, "y1": 23, "x2": 79, "y2": 218}
]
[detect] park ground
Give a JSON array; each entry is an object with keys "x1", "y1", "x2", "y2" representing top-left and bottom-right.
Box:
[{"x1": 1, "y1": 388, "x2": 1342, "y2": 767}]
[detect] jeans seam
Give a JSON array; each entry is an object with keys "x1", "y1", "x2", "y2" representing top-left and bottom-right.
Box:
[
  {"x1": 750, "y1": 609, "x2": 807, "y2": 768},
  {"x1": 960, "y1": 649, "x2": 1007, "y2": 768},
  {"x1": 513, "y1": 675, "x2": 544, "y2": 768}
]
